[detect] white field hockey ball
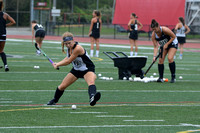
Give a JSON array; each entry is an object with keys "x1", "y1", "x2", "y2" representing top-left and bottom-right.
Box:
[{"x1": 72, "y1": 105, "x2": 77, "y2": 110}]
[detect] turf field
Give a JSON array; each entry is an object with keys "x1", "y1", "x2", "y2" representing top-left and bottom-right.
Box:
[{"x1": 0, "y1": 38, "x2": 200, "y2": 133}]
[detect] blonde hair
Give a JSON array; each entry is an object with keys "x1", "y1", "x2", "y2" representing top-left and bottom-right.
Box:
[
  {"x1": 61, "y1": 32, "x2": 74, "y2": 53},
  {"x1": 0, "y1": 0, "x2": 3, "y2": 11}
]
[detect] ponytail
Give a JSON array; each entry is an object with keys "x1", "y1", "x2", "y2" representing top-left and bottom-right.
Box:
[
  {"x1": 0, "y1": 0, "x2": 3, "y2": 11},
  {"x1": 94, "y1": 10, "x2": 101, "y2": 18},
  {"x1": 179, "y1": 17, "x2": 185, "y2": 25}
]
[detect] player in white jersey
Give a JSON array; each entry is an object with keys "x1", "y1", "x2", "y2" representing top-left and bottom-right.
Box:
[
  {"x1": 175, "y1": 17, "x2": 190, "y2": 59},
  {"x1": 47, "y1": 32, "x2": 101, "y2": 106}
]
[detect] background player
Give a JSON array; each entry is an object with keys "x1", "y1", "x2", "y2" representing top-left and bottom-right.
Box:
[
  {"x1": 151, "y1": 19, "x2": 178, "y2": 83},
  {"x1": 89, "y1": 10, "x2": 102, "y2": 57},
  {"x1": 47, "y1": 32, "x2": 101, "y2": 106},
  {"x1": 0, "y1": 0, "x2": 16, "y2": 71},
  {"x1": 31, "y1": 20, "x2": 46, "y2": 55},
  {"x1": 175, "y1": 17, "x2": 190, "y2": 59},
  {"x1": 128, "y1": 13, "x2": 143, "y2": 56}
]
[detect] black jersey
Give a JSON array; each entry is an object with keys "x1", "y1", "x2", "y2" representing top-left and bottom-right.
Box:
[
  {"x1": 0, "y1": 12, "x2": 6, "y2": 35},
  {"x1": 130, "y1": 20, "x2": 138, "y2": 31},
  {"x1": 155, "y1": 27, "x2": 178, "y2": 46},
  {"x1": 34, "y1": 24, "x2": 44, "y2": 31},
  {"x1": 92, "y1": 18, "x2": 100, "y2": 33},
  {"x1": 67, "y1": 42, "x2": 95, "y2": 71}
]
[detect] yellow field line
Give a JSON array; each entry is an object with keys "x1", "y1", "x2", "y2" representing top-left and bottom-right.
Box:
[
  {"x1": 0, "y1": 107, "x2": 45, "y2": 112},
  {"x1": 0, "y1": 104, "x2": 126, "y2": 113}
]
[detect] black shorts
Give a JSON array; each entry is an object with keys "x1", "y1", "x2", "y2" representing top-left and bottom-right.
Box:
[
  {"x1": 35, "y1": 30, "x2": 45, "y2": 38},
  {"x1": 0, "y1": 35, "x2": 6, "y2": 41},
  {"x1": 70, "y1": 68, "x2": 95, "y2": 79},
  {"x1": 90, "y1": 32, "x2": 100, "y2": 39},
  {"x1": 177, "y1": 37, "x2": 186, "y2": 44},
  {"x1": 129, "y1": 30, "x2": 138, "y2": 40},
  {"x1": 167, "y1": 43, "x2": 178, "y2": 50}
]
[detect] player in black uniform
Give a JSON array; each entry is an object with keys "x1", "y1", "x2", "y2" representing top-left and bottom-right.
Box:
[
  {"x1": 47, "y1": 32, "x2": 101, "y2": 106},
  {"x1": 151, "y1": 19, "x2": 178, "y2": 83},
  {"x1": 31, "y1": 20, "x2": 46, "y2": 55},
  {"x1": 0, "y1": 0, "x2": 16, "y2": 71},
  {"x1": 128, "y1": 13, "x2": 143, "y2": 56},
  {"x1": 89, "y1": 10, "x2": 102, "y2": 57}
]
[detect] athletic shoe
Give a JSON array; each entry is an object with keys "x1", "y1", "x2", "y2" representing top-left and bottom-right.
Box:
[
  {"x1": 47, "y1": 99, "x2": 56, "y2": 105},
  {"x1": 90, "y1": 92, "x2": 101, "y2": 106},
  {"x1": 174, "y1": 56, "x2": 176, "y2": 59},
  {"x1": 5, "y1": 65, "x2": 9, "y2": 72},
  {"x1": 170, "y1": 78, "x2": 176, "y2": 83},
  {"x1": 157, "y1": 78, "x2": 164, "y2": 83},
  {"x1": 179, "y1": 55, "x2": 182, "y2": 60}
]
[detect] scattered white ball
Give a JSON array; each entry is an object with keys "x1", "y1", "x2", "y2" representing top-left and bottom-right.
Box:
[
  {"x1": 34, "y1": 66, "x2": 40, "y2": 69},
  {"x1": 144, "y1": 79, "x2": 149, "y2": 83},
  {"x1": 179, "y1": 76, "x2": 183, "y2": 79},
  {"x1": 109, "y1": 77, "x2": 113, "y2": 80},
  {"x1": 106, "y1": 77, "x2": 110, "y2": 80},
  {"x1": 102, "y1": 77, "x2": 106, "y2": 80},
  {"x1": 129, "y1": 77, "x2": 133, "y2": 81},
  {"x1": 98, "y1": 73, "x2": 102, "y2": 77},
  {"x1": 123, "y1": 77, "x2": 127, "y2": 80},
  {"x1": 153, "y1": 73, "x2": 157, "y2": 76},
  {"x1": 72, "y1": 105, "x2": 77, "y2": 110}
]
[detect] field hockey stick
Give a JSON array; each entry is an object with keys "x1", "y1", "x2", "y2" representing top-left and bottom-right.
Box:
[
  {"x1": 34, "y1": 43, "x2": 59, "y2": 70},
  {"x1": 143, "y1": 46, "x2": 163, "y2": 76}
]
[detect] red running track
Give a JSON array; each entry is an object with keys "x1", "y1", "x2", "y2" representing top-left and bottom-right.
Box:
[{"x1": 7, "y1": 35, "x2": 200, "y2": 49}]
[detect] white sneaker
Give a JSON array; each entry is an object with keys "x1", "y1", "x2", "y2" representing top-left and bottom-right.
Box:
[{"x1": 5, "y1": 65, "x2": 9, "y2": 72}]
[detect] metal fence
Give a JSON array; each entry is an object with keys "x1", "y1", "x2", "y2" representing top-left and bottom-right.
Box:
[{"x1": 45, "y1": 22, "x2": 200, "y2": 40}]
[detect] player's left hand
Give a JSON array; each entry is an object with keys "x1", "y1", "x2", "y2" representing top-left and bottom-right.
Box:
[{"x1": 52, "y1": 63, "x2": 58, "y2": 69}]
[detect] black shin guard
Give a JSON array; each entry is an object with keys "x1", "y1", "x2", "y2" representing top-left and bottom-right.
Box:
[
  {"x1": 169, "y1": 62, "x2": 176, "y2": 78},
  {"x1": 88, "y1": 85, "x2": 97, "y2": 98},
  {"x1": 54, "y1": 87, "x2": 64, "y2": 103},
  {"x1": 158, "y1": 64, "x2": 164, "y2": 79},
  {"x1": 0, "y1": 52, "x2": 7, "y2": 66}
]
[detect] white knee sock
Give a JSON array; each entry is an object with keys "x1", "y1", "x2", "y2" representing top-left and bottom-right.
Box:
[
  {"x1": 96, "y1": 50, "x2": 99, "y2": 57},
  {"x1": 90, "y1": 50, "x2": 94, "y2": 57},
  {"x1": 130, "y1": 51, "x2": 133, "y2": 56}
]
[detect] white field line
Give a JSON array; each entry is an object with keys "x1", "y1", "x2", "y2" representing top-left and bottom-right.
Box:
[
  {"x1": 2, "y1": 90, "x2": 200, "y2": 93},
  {"x1": 7, "y1": 39, "x2": 153, "y2": 50},
  {"x1": 0, "y1": 72, "x2": 65, "y2": 74},
  {"x1": 0, "y1": 101, "x2": 32, "y2": 103},
  {"x1": 0, "y1": 123, "x2": 198, "y2": 129},
  {"x1": 96, "y1": 115, "x2": 134, "y2": 118},
  {"x1": 0, "y1": 79, "x2": 199, "y2": 82},
  {"x1": 44, "y1": 108, "x2": 73, "y2": 110},
  {"x1": 0, "y1": 98, "x2": 12, "y2": 100},
  {"x1": 1, "y1": 71, "x2": 200, "y2": 76},
  {"x1": 123, "y1": 120, "x2": 165, "y2": 122},
  {"x1": 180, "y1": 123, "x2": 200, "y2": 127},
  {"x1": 70, "y1": 112, "x2": 108, "y2": 114},
  {"x1": 135, "y1": 104, "x2": 200, "y2": 107}
]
